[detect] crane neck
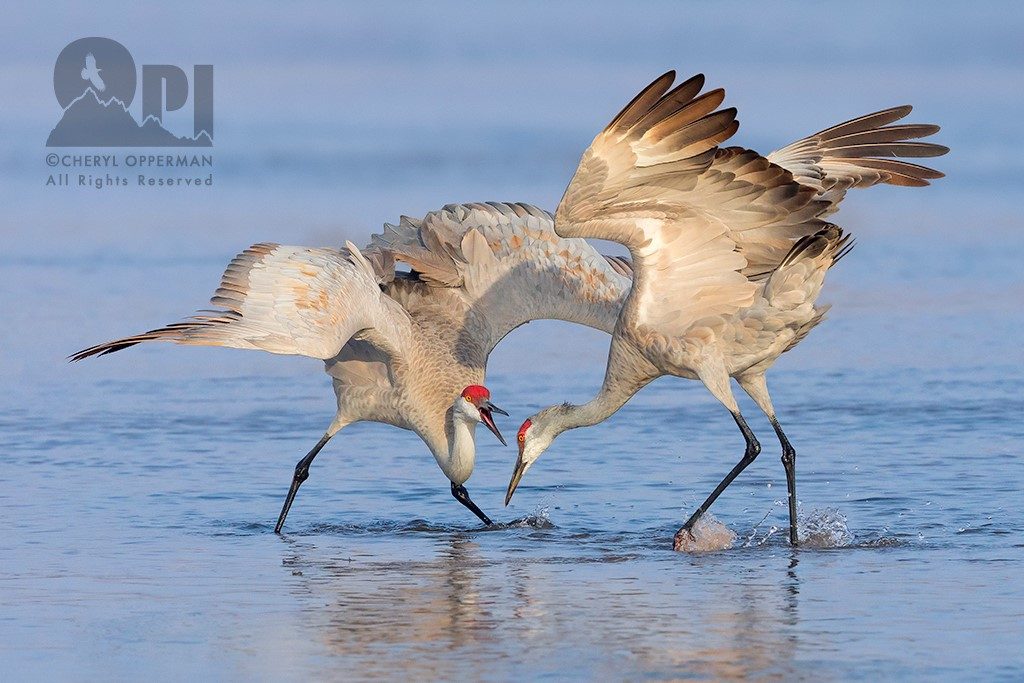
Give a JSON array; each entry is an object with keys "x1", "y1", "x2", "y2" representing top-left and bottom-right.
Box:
[
  {"x1": 558, "y1": 339, "x2": 658, "y2": 432},
  {"x1": 443, "y1": 403, "x2": 479, "y2": 486}
]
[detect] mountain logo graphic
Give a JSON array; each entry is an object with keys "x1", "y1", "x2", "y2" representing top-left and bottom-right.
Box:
[{"x1": 47, "y1": 37, "x2": 213, "y2": 147}]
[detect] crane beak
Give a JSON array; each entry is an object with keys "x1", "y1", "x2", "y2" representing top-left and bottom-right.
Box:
[
  {"x1": 478, "y1": 400, "x2": 508, "y2": 446},
  {"x1": 505, "y1": 453, "x2": 528, "y2": 506}
]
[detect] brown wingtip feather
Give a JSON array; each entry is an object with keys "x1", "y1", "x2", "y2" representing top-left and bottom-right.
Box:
[
  {"x1": 850, "y1": 158, "x2": 946, "y2": 185},
  {"x1": 826, "y1": 142, "x2": 949, "y2": 159},
  {"x1": 775, "y1": 223, "x2": 853, "y2": 272},
  {"x1": 772, "y1": 105, "x2": 949, "y2": 192},
  {"x1": 69, "y1": 305, "x2": 247, "y2": 363},
  {"x1": 642, "y1": 88, "x2": 727, "y2": 141},
  {"x1": 599, "y1": 70, "x2": 742, "y2": 163},
  {"x1": 636, "y1": 75, "x2": 711, "y2": 130},
  {"x1": 69, "y1": 336, "x2": 149, "y2": 362},
  {"x1": 605, "y1": 71, "x2": 709, "y2": 133},
  {"x1": 814, "y1": 105, "x2": 915, "y2": 140},
  {"x1": 833, "y1": 236, "x2": 856, "y2": 264}
]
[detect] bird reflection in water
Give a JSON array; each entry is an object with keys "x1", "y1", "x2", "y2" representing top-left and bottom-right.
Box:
[
  {"x1": 280, "y1": 535, "x2": 502, "y2": 677},
  {"x1": 278, "y1": 531, "x2": 807, "y2": 679}
]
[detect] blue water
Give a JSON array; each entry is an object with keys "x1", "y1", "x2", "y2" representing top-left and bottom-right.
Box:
[{"x1": 2, "y1": 2, "x2": 1024, "y2": 680}]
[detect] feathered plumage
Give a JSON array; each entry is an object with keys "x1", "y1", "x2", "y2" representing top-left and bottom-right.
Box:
[
  {"x1": 71, "y1": 202, "x2": 634, "y2": 527},
  {"x1": 506, "y1": 71, "x2": 947, "y2": 549}
]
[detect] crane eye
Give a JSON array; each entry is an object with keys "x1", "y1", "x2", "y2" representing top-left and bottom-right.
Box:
[
  {"x1": 518, "y1": 434, "x2": 525, "y2": 442},
  {"x1": 464, "y1": 395, "x2": 474, "y2": 403}
]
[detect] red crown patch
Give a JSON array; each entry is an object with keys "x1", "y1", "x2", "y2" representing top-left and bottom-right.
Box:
[
  {"x1": 461, "y1": 385, "x2": 490, "y2": 402},
  {"x1": 517, "y1": 419, "x2": 532, "y2": 442}
]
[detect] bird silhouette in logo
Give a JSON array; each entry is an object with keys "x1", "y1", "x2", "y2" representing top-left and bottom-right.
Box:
[{"x1": 80, "y1": 53, "x2": 106, "y2": 92}]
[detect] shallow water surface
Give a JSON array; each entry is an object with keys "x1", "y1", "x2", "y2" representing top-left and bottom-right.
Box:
[{"x1": 2, "y1": 346, "x2": 1022, "y2": 679}]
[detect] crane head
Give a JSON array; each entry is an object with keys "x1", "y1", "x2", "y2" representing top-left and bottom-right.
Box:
[
  {"x1": 504, "y1": 411, "x2": 558, "y2": 506},
  {"x1": 460, "y1": 385, "x2": 508, "y2": 446}
]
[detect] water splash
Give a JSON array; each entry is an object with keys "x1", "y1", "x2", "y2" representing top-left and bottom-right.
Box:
[
  {"x1": 673, "y1": 514, "x2": 736, "y2": 552},
  {"x1": 488, "y1": 506, "x2": 555, "y2": 530},
  {"x1": 798, "y1": 507, "x2": 855, "y2": 548},
  {"x1": 740, "y1": 500, "x2": 778, "y2": 547}
]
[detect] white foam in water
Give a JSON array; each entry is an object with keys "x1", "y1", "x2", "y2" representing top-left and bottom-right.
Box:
[
  {"x1": 797, "y1": 507, "x2": 855, "y2": 548},
  {"x1": 500, "y1": 506, "x2": 554, "y2": 530},
  {"x1": 673, "y1": 514, "x2": 737, "y2": 552}
]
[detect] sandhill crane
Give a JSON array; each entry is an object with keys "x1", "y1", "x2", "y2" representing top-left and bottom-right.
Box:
[
  {"x1": 72, "y1": 202, "x2": 633, "y2": 531},
  {"x1": 503, "y1": 71, "x2": 947, "y2": 549}
]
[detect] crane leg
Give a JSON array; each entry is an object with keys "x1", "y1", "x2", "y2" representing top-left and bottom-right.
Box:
[
  {"x1": 274, "y1": 432, "x2": 332, "y2": 533},
  {"x1": 675, "y1": 411, "x2": 761, "y2": 548},
  {"x1": 451, "y1": 482, "x2": 493, "y2": 526},
  {"x1": 771, "y1": 417, "x2": 799, "y2": 546},
  {"x1": 737, "y1": 373, "x2": 799, "y2": 546},
  {"x1": 675, "y1": 358, "x2": 761, "y2": 549}
]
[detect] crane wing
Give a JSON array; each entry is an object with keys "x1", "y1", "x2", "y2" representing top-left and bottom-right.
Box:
[
  {"x1": 767, "y1": 106, "x2": 947, "y2": 215},
  {"x1": 554, "y1": 71, "x2": 833, "y2": 338},
  {"x1": 71, "y1": 242, "x2": 412, "y2": 362},
  {"x1": 370, "y1": 202, "x2": 632, "y2": 353}
]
